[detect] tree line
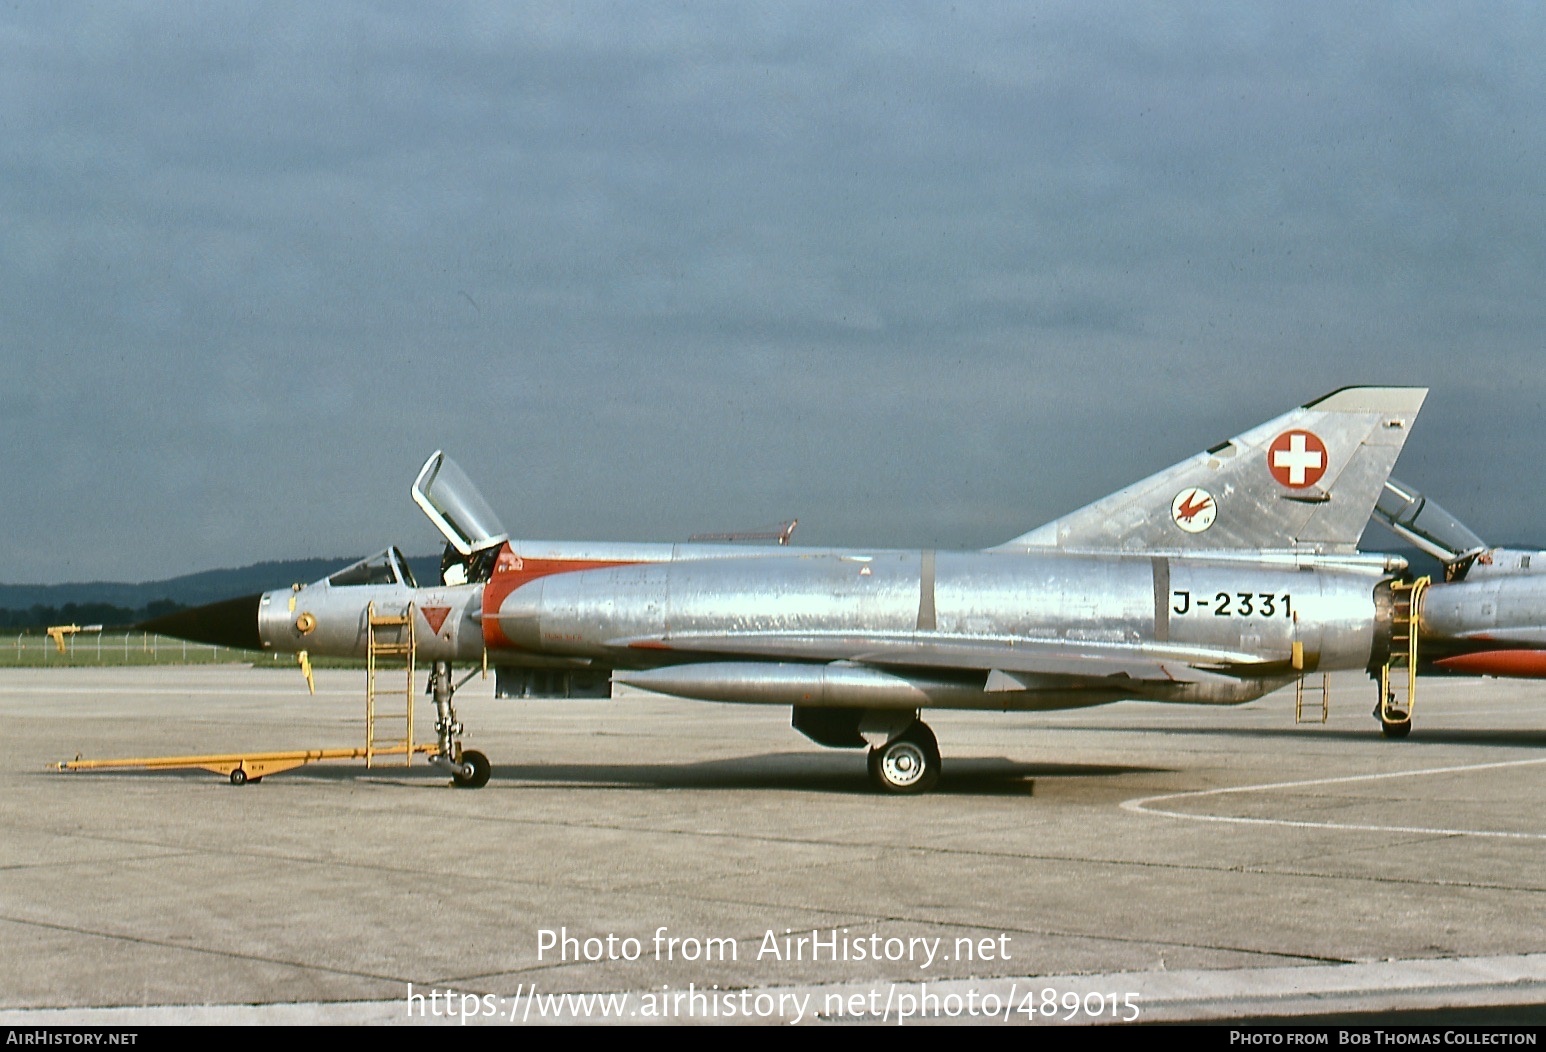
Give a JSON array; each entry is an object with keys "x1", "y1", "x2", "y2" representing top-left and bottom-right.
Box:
[{"x1": 0, "y1": 600, "x2": 186, "y2": 632}]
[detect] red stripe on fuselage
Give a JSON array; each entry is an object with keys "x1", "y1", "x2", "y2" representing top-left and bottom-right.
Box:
[
  {"x1": 481, "y1": 543, "x2": 642, "y2": 649},
  {"x1": 1433, "y1": 650, "x2": 1546, "y2": 678}
]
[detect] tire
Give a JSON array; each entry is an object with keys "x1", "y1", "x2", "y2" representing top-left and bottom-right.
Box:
[
  {"x1": 867, "y1": 722, "x2": 941, "y2": 794},
  {"x1": 452, "y1": 749, "x2": 492, "y2": 789},
  {"x1": 229, "y1": 768, "x2": 248, "y2": 786},
  {"x1": 1381, "y1": 719, "x2": 1412, "y2": 739}
]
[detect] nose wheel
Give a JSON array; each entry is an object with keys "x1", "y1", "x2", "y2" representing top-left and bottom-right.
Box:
[
  {"x1": 428, "y1": 661, "x2": 492, "y2": 788},
  {"x1": 867, "y1": 720, "x2": 941, "y2": 794},
  {"x1": 452, "y1": 748, "x2": 491, "y2": 788}
]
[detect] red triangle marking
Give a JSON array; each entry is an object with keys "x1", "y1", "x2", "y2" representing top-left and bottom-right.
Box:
[{"x1": 420, "y1": 606, "x2": 451, "y2": 635}]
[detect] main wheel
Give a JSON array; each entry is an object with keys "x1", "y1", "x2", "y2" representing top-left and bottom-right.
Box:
[
  {"x1": 229, "y1": 768, "x2": 248, "y2": 786},
  {"x1": 867, "y1": 722, "x2": 941, "y2": 794},
  {"x1": 452, "y1": 749, "x2": 492, "y2": 789}
]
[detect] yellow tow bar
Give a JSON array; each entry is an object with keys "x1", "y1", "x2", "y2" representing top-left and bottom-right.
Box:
[{"x1": 56, "y1": 743, "x2": 437, "y2": 785}]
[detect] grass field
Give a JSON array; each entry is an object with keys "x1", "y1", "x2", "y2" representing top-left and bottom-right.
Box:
[{"x1": 0, "y1": 632, "x2": 361, "y2": 668}]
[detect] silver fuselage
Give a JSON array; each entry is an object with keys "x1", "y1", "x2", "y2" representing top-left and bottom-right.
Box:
[
  {"x1": 258, "y1": 540, "x2": 1392, "y2": 710},
  {"x1": 1423, "y1": 550, "x2": 1546, "y2": 648},
  {"x1": 258, "y1": 581, "x2": 484, "y2": 663},
  {"x1": 1414, "y1": 549, "x2": 1546, "y2": 676}
]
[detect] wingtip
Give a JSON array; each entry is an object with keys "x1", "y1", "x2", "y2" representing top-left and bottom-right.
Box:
[{"x1": 1300, "y1": 386, "x2": 1428, "y2": 413}]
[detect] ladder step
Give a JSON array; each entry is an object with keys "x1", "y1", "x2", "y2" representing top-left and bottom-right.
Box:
[
  {"x1": 1379, "y1": 576, "x2": 1428, "y2": 726},
  {"x1": 366, "y1": 601, "x2": 416, "y2": 762}
]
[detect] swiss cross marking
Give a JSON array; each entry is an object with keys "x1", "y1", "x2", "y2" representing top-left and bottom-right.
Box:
[{"x1": 1268, "y1": 430, "x2": 1327, "y2": 488}]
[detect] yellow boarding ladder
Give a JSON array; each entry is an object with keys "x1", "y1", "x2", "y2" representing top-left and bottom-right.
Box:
[
  {"x1": 1289, "y1": 617, "x2": 1328, "y2": 724},
  {"x1": 1379, "y1": 577, "x2": 1429, "y2": 734},
  {"x1": 366, "y1": 602, "x2": 416, "y2": 767},
  {"x1": 1294, "y1": 673, "x2": 1329, "y2": 724}
]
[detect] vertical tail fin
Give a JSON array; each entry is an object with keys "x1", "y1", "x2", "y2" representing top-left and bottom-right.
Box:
[{"x1": 992, "y1": 387, "x2": 1428, "y2": 554}]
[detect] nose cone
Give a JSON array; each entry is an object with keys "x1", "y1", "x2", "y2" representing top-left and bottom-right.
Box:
[{"x1": 138, "y1": 594, "x2": 264, "y2": 651}]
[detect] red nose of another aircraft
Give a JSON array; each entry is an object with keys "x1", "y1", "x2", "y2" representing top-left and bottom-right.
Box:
[{"x1": 137, "y1": 594, "x2": 265, "y2": 651}]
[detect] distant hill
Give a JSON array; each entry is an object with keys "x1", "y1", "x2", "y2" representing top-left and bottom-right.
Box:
[{"x1": 0, "y1": 554, "x2": 441, "y2": 630}]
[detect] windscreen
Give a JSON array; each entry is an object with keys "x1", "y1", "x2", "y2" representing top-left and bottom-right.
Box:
[
  {"x1": 411, "y1": 451, "x2": 509, "y2": 555},
  {"x1": 327, "y1": 548, "x2": 415, "y2": 587}
]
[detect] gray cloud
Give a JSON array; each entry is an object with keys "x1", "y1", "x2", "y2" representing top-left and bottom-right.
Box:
[{"x1": 3, "y1": 3, "x2": 1544, "y2": 581}]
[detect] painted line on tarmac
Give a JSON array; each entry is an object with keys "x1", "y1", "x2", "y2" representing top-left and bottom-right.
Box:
[
  {"x1": 2, "y1": 952, "x2": 1544, "y2": 1025},
  {"x1": 1123, "y1": 755, "x2": 1546, "y2": 840}
]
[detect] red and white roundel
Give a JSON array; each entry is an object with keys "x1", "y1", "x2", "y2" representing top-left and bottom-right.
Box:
[
  {"x1": 1171, "y1": 488, "x2": 1216, "y2": 533},
  {"x1": 1268, "y1": 429, "x2": 1327, "y2": 488}
]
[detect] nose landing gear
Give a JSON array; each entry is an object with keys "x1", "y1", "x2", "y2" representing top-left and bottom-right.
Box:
[{"x1": 427, "y1": 660, "x2": 492, "y2": 788}]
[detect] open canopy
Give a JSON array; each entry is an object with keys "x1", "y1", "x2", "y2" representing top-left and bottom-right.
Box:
[
  {"x1": 411, "y1": 451, "x2": 509, "y2": 556},
  {"x1": 1373, "y1": 478, "x2": 1487, "y2": 566}
]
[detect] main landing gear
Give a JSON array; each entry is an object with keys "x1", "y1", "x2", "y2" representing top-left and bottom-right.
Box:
[
  {"x1": 427, "y1": 660, "x2": 491, "y2": 789},
  {"x1": 1376, "y1": 694, "x2": 1413, "y2": 739},
  {"x1": 867, "y1": 720, "x2": 941, "y2": 794}
]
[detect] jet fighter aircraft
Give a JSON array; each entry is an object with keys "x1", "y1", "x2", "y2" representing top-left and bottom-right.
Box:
[
  {"x1": 1374, "y1": 478, "x2": 1546, "y2": 682},
  {"x1": 145, "y1": 387, "x2": 1427, "y2": 793}
]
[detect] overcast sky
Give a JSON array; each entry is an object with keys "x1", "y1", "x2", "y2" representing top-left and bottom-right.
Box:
[{"x1": 4, "y1": 3, "x2": 1544, "y2": 584}]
